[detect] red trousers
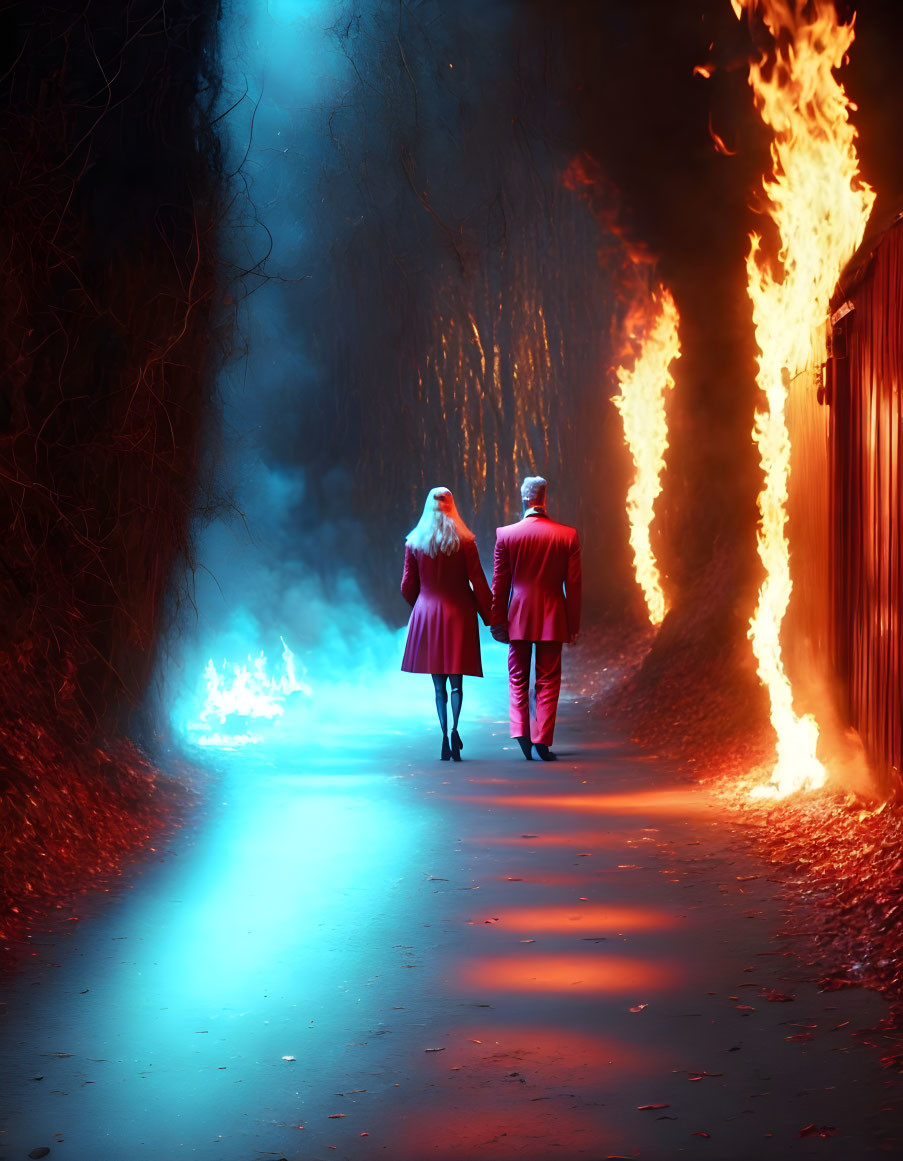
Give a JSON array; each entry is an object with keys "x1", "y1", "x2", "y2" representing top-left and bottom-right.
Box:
[{"x1": 508, "y1": 640, "x2": 562, "y2": 746}]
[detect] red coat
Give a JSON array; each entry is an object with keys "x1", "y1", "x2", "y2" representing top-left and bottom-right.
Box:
[
  {"x1": 401, "y1": 537, "x2": 492, "y2": 675},
  {"x1": 491, "y1": 513, "x2": 581, "y2": 642}
]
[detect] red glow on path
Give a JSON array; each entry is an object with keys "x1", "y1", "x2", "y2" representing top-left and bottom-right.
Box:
[
  {"x1": 456, "y1": 953, "x2": 676, "y2": 993},
  {"x1": 450, "y1": 788, "x2": 712, "y2": 816},
  {"x1": 461, "y1": 830, "x2": 651, "y2": 849},
  {"x1": 487, "y1": 870, "x2": 620, "y2": 885},
  {"x1": 465, "y1": 903, "x2": 679, "y2": 933},
  {"x1": 439, "y1": 1023, "x2": 657, "y2": 1075},
  {"x1": 394, "y1": 1100, "x2": 607, "y2": 1161}
]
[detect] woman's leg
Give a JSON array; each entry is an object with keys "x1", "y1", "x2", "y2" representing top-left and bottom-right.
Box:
[
  {"x1": 449, "y1": 676, "x2": 463, "y2": 731},
  {"x1": 432, "y1": 674, "x2": 452, "y2": 759},
  {"x1": 431, "y1": 674, "x2": 449, "y2": 733},
  {"x1": 449, "y1": 675, "x2": 463, "y2": 759}
]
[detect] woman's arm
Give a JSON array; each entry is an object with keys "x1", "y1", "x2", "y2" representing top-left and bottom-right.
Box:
[
  {"x1": 401, "y1": 545, "x2": 420, "y2": 607},
  {"x1": 464, "y1": 538, "x2": 493, "y2": 626}
]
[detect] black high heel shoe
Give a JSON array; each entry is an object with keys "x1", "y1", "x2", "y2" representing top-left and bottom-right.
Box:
[
  {"x1": 441, "y1": 735, "x2": 451, "y2": 761},
  {"x1": 450, "y1": 729, "x2": 463, "y2": 761},
  {"x1": 514, "y1": 736, "x2": 533, "y2": 760}
]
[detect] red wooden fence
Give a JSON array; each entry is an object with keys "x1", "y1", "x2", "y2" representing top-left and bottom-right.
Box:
[{"x1": 829, "y1": 217, "x2": 903, "y2": 792}]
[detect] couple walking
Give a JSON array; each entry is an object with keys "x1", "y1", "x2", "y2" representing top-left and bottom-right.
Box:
[{"x1": 400, "y1": 476, "x2": 581, "y2": 762}]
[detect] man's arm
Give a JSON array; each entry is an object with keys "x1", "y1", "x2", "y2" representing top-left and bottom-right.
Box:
[
  {"x1": 490, "y1": 532, "x2": 511, "y2": 642},
  {"x1": 565, "y1": 531, "x2": 582, "y2": 643}
]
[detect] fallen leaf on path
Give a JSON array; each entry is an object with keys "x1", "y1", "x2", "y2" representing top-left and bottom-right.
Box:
[
  {"x1": 799, "y1": 1124, "x2": 837, "y2": 1138},
  {"x1": 819, "y1": 977, "x2": 858, "y2": 992},
  {"x1": 637, "y1": 1103, "x2": 669, "y2": 1110},
  {"x1": 692, "y1": 1131, "x2": 711, "y2": 1137},
  {"x1": 328, "y1": 1113, "x2": 346, "y2": 1119},
  {"x1": 425, "y1": 1047, "x2": 446, "y2": 1053},
  {"x1": 281, "y1": 1056, "x2": 296, "y2": 1061},
  {"x1": 759, "y1": 989, "x2": 794, "y2": 1002},
  {"x1": 630, "y1": 1004, "x2": 648, "y2": 1013}
]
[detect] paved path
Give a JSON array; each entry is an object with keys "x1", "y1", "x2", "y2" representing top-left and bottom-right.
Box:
[{"x1": 2, "y1": 675, "x2": 902, "y2": 1160}]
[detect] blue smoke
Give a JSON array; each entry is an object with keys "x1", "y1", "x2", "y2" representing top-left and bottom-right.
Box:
[{"x1": 166, "y1": 0, "x2": 516, "y2": 749}]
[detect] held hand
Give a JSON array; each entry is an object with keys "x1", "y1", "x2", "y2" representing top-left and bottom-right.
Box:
[{"x1": 490, "y1": 624, "x2": 510, "y2": 644}]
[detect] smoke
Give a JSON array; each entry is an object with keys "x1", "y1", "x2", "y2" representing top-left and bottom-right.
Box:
[{"x1": 167, "y1": 0, "x2": 615, "y2": 746}]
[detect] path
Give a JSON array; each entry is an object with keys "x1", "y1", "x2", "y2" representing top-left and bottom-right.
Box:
[{"x1": 2, "y1": 667, "x2": 902, "y2": 1160}]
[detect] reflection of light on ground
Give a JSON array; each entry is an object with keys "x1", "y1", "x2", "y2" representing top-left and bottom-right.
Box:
[
  {"x1": 486, "y1": 870, "x2": 618, "y2": 885},
  {"x1": 450, "y1": 789, "x2": 712, "y2": 816},
  {"x1": 442, "y1": 1024, "x2": 657, "y2": 1075},
  {"x1": 12, "y1": 750, "x2": 429, "y2": 1159},
  {"x1": 460, "y1": 830, "x2": 655, "y2": 848},
  {"x1": 465, "y1": 904, "x2": 679, "y2": 933},
  {"x1": 464, "y1": 776, "x2": 562, "y2": 786},
  {"x1": 394, "y1": 1103, "x2": 609, "y2": 1161},
  {"x1": 456, "y1": 953, "x2": 675, "y2": 993},
  {"x1": 139, "y1": 767, "x2": 410, "y2": 1007}
]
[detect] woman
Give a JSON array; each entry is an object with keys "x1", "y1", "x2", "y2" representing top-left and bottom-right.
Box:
[{"x1": 401, "y1": 487, "x2": 492, "y2": 760}]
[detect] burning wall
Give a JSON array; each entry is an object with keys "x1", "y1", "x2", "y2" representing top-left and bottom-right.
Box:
[{"x1": 829, "y1": 217, "x2": 903, "y2": 794}]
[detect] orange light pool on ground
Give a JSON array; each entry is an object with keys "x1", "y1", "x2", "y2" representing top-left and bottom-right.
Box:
[
  {"x1": 456, "y1": 952, "x2": 676, "y2": 993},
  {"x1": 464, "y1": 903, "x2": 680, "y2": 933}
]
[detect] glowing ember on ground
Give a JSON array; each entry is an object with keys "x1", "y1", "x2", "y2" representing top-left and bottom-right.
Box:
[
  {"x1": 737, "y1": 0, "x2": 874, "y2": 798},
  {"x1": 613, "y1": 287, "x2": 681, "y2": 626},
  {"x1": 195, "y1": 638, "x2": 312, "y2": 746}
]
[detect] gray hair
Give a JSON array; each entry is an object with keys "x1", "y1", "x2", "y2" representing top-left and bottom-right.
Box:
[{"x1": 520, "y1": 476, "x2": 548, "y2": 507}]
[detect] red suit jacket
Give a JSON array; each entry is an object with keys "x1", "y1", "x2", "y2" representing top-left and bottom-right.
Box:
[{"x1": 491, "y1": 513, "x2": 581, "y2": 642}]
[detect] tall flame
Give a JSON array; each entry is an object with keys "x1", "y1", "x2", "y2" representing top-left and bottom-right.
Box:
[
  {"x1": 738, "y1": 0, "x2": 875, "y2": 797},
  {"x1": 613, "y1": 287, "x2": 681, "y2": 626}
]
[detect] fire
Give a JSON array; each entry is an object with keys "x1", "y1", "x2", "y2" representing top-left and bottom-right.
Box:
[
  {"x1": 560, "y1": 153, "x2": 680, "y2": 626},
  {"x1": 613, "y1": 286, "x2": 681, "y2": 626},
  {"x1": 196, "y1": 637, "x2": 312, "y2": 747},
  {"x1": 737, "y1": 0, "x2": 875, "y2": 797}
]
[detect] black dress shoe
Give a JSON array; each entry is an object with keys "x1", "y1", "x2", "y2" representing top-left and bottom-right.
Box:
[
  {"x1": 441, "y1": 735, "x2": 451, "y2": 760},
  {"x1": 450, "y1": 729, "x2": 463, "y2": 761},
  {"x1": 534, "y1": 743, "x2": 557, "y2": 762},
  {"x1": 514, "y1": 735, "x2": 533, "y2": 760}
]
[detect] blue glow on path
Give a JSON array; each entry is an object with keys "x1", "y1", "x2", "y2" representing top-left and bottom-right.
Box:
[{"x1": 4, "y1": 681, "x2": 903, "y2": 1159}]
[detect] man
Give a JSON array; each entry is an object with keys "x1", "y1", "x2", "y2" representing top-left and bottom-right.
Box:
[{"x1": 490, "y1": 476, "x2": 581, "y2": 761}]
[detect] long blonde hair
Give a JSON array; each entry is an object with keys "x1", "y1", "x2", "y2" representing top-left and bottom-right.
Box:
[{"x1": 406, "y1": 487, "x2": 474, "y2": 557}]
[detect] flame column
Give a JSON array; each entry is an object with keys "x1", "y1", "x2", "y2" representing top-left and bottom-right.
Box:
[{"x1": 737, "y1": 0, "x2": 874, "y2": 797}]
